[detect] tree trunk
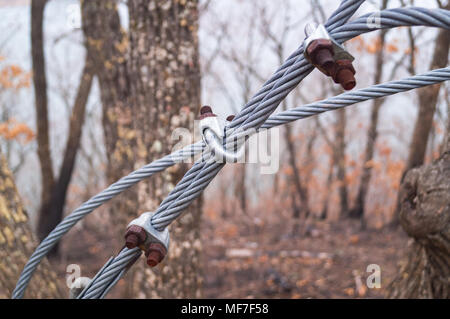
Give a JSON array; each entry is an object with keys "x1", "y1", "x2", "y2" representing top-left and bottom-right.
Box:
[
  {"x1": 350, "y1": 26, "x2": 388, "y2": 220},
  {"x1": 284, "y1": 122, "x2": 308, "y2": 219},
  {"x1": 320, "y1": 159, "x2": 334, "y2": 220},
  {"x1": 392, "y1": 24, "x2": 450, "y2": 226},
  {"x1": 33, "y1": 0, "x2": 94, "y2": 252},
  {"x1": 335, "y1": 108, "x2": 348, "y2": 216},
  {"x1": 82, "y1": 0, "x2": 203, "y2": 298},
  {"x1": 0, "y1": 153, "x2": 64, "y2": 298},
  {"x1": 279, "y1": 97, "x2": 309, "y2": 231},
  {"x1": 31, "y1": 0, "x2": 55, "y2": 238},
  {"x1": 387, "y1": 122, "x2": 450, "y2": 298},
  {"x1": 128, "y1": 0, "x2": 202, "y2": 298},
  {"x1": 37, "y1": 57, "x2": 93, "y2": 252},
  {"x1": 234, "y1": 164, "x2": 247, "y2": 214}
]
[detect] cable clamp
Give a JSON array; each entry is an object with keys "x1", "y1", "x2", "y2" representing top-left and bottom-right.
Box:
[
  {"x1": 198, "y1": 106, "x2": 245, "y2": 163},
  {"x1": 125, "y1": 212, "x2": 169, "y2": 267},
  {"x1": 304, "y1": 23, "x2": 356, "y2": 90}
]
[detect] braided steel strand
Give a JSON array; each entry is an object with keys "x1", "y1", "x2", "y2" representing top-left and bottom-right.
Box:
[
  {"x1": 229, "y1": 0, "x2": 365, "y2": 129},
  {"x1": 11, "y1": 142, "x2": 203, "y2": 299},
  {"x1": 234, "y1": 7, "x2": 450, "y2": 133},
  {"x1": 150, "y1": 7, "x2": 450, "y2": 229},
  {"x1": 13, "y1": 5, "x2": 450, "y2": 299},
  {"x1": 262, "y1": 68, "x2": 450, "y2": 128},
  {"x1": 83, "y1": 7, "x2": 450, "y2": 296},
  {"x1": 149, "y1": 1, "x2": 371, "y2": 227},
  {"x1": 172, "y1": 67, "x2": 450, "y2": 160},
  {"x1": 13, "y1": 0, "x2": 365, "y2": 299},
  {"x1": 152, "y1": 6, "x2": 450, "y2": 225},
  {"x1": 85, "y1": 66, "x2": 450, "y2": 298},
  {"x1": 81, "y1": 247, "x2": 141, "y2": 299}
]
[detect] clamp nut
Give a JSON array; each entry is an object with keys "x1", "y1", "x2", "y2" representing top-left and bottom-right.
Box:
[
  {"x1": 199, "y1": 105, "x2": 216, "y2": 119},
  {"x1": 332, "y1": 59, "x2": 356, "y2": 90},
  {"x1": 199, "y1": 105, "x2": 224, "y2": 140},
  {"x1": 146, "y1": 242, "x2": 167, "y2": 267},
  {"x1": 125, "y1": 225, "x2": 147, "y2": 249},
  {"x1": 125, "y1": 212, "x2": 170, "y2": 268},
  {"x1": 306, "y1": 39, "x2": 336, "y2": 76}
]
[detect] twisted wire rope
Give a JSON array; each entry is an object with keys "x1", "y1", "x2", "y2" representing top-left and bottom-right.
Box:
[{"x1": 12, "y1": 2, "x2": 450, "y2": 299}]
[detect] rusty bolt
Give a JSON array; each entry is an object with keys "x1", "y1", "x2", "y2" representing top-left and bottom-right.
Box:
[
  {"x1": 199, "y1": 105, "x2": 216, "y2": 120},
  {"x1": 306, "y1": 39, "x2": 336, "y2": 76},
  {"x1": 124, "y1": 225, "x2": 147, "y2": 249},
  {"x1": 200, "y1": 105, "x2": 212, "y2": 115},
  {"x1": 226, "y1": 115, "x2": 235, "y2": 121},
  {"x1": 145, "y1": 242, "x2": 167, "y2": 267},
  {"x1": 332, "y1": 59, "x2": 356, "y2": 90}
]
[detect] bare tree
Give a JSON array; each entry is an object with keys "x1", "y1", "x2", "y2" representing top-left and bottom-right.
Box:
[
  {"x1": 258, "y1": 3, "x2": 311, "y2": 226},
  {"x1": 31, "y1": 0, "x2": 94, "y2": 253},
  {"x1": 315, "y1": 96, "x2": 349, "y2": 219},
  {"x1": 31, "y1": 0, "x2": 54, "y2": 230},
  {"x1": 213, "y1": 14, "x2": 261, "y2": 216},
  {"x1": 36, "y1": 58, "x2": 93, "y2": 253}
]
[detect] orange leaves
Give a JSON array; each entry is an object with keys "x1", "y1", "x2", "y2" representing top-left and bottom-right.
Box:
[
  {"x1": 282, "y1": 165, "x2": 294, "y2": 176},
  {"x1": 364, "y1": 159, "x2": 381, "y2": 170},
  {"x1": 222, "y1": 224, "x2": 238, "y2": 239},
  {"x1": 344, "y1": 287, "x2": 355, "y2": 296},
  {"x1": 0, "y1": 64, "x2": 31, "y2": 90},
  {"x1": 349, "y1": 35, "x2": 399, "y2": 55},
  {"x1": 378, "y1": 144, "x2": 392, "y2": 157},
  {"x1": 295, "y1": 279, "x2": 309, "y2": 288},
  {"x1": 348, "y1": 235, "x2": 359, "y2": 245},
  {"x1": 366, "y1": 38, "x2": 382, "y2": 54},
  {"x1": 0, "y1": 119, "x2": 35, "y2": 143},
  {"x1": 385, "y1": 43, "x2": 399, "y2": 53},
  {"x1": 404, "y1": 46, "x2": 419, "y2": 57},
  {"x1": 347, "y1": 36, "x2": 365, "y2": 52}
]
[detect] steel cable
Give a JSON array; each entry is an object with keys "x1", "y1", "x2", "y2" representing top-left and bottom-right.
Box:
[{"x1": 12, "y1": 2, "x2": 450, "y2": 299}]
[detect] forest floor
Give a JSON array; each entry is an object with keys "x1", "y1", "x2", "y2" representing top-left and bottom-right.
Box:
[
  {"x1": 201, "y1": 218, "x2": 409, "y2": 298},
  {"x1": 57, "y1": 217, "x2": 409, "y2": 298}
]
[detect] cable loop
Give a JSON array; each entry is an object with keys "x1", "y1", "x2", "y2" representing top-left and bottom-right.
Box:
[
  {"x1": 12, "y1": 2, "x2": 450, "y2": 299},
  {"x1": 202, "y1": 127, "x2": 246, "y2": 163}
]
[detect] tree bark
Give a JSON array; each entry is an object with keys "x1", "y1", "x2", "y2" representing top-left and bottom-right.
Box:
[
  {"x1": 128, "y1": 0, "x2": 202, "y2": 298},
  {"x1": 392, "y1": 23, "x2": 450, "y2": 226},
  {"x1": 387, "y1": 130, "x2": 450, "y2": 298},
  {"x1": 82, "y1": 0, "x2": 203, "y2": 298},
  {"x1": 0, "y1": 153, "x2": 64, "y2": 298}
]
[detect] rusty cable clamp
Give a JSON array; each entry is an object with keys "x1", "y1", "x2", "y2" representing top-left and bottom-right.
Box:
[
  {"x1": 125, "y1": 212, "x2": 170, "y2": 268},
  {"x1": 199, "y1": 106, "x2": 245, "y2": 163},
  {"x1": 303, "y1": 23, "x2": 356, "y2": 90},
  {"x1": 123, "y1": 106, "x2": 239, "y2": 269}
]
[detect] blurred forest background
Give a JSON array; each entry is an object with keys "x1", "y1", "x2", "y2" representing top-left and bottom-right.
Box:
[{"x1": 0, "y1": 0, "x2": 449, "y2": 299}]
